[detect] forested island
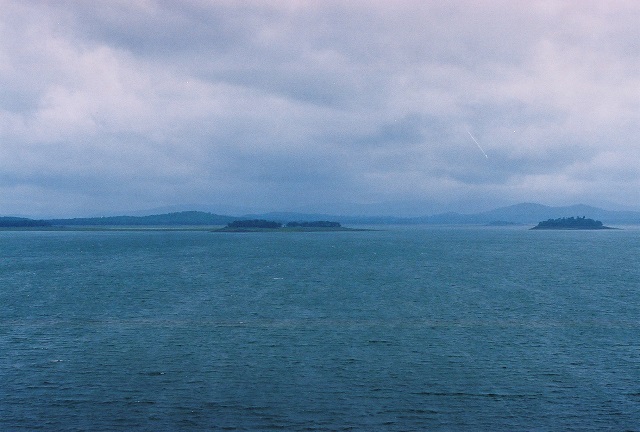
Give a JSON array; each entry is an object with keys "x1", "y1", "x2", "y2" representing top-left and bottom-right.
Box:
[{"x1": 531, "y1": 216, "x2": 614, "y2": 230}]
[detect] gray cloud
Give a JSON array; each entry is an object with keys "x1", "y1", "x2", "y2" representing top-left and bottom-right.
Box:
[{"x1": 1, "y1": 0, "x2": 639, "y2": 217}]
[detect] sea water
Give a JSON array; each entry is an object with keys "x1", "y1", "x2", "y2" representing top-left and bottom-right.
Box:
[{"x1": 1, "y1": 227, "x2": 639, "y2": 431}]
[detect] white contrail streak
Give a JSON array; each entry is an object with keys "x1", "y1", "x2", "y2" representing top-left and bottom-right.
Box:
[{"x1": 464, "y1": 127, "x2": 488, "y2": 159}]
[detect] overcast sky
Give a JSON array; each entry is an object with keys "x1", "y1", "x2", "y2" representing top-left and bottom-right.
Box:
[{"x1": 1, "y1": 1, "x2": 639, "y2": 217}]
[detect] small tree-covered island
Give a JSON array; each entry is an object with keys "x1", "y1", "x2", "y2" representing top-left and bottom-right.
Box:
[
  {"x1": 215, "y1": 219, "x2": 367, "y2": 232},
  {"x1": 531, "y1": 216, "x2": 615, "y2": 230}
]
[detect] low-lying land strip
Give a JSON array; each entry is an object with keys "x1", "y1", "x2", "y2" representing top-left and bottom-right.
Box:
[{"x1": 214, "y1": 219, "x2": 369, "y2": 232}]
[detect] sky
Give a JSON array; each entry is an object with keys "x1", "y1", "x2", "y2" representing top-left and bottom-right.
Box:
[{"x1": 1, "y1": 1, "x2": 639, "y2": 217}]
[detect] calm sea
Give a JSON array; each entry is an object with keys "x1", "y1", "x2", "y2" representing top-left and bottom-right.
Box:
[{"x1": 2, "y1": 227, "x2": 640, "y2": 431}]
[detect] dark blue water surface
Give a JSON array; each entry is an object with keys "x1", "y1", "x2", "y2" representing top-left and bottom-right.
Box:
[{"x1": 2, "y1": 227, "x2": 640, "y2": 431}]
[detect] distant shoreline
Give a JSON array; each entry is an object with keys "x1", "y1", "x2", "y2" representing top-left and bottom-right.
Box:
[
  {"x1": 213, "y1": 226, "x2": 372, "y2": 233},
  {"x1": 0, "y1": 225, "x2": 373, "y2": 232},
  {"x1": 3, "y1": 203, "x2": 640, "y2": 226},
  {"x1": 0, "y1": 226, "x2": 224, "y2": 232}
]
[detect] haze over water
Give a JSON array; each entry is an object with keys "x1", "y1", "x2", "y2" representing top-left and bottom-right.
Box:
[{"x1": 2, "y1": 227, "x2": 640, "y2": 431}]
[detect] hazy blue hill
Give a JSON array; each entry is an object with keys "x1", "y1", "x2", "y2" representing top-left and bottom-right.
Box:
[
  {"x1": 231, "y1": 204, "x2": 640, "y2": 226},
  {"x1": 242, "y1": 212, "x2": 338, "y2": 222},
  {"x1": 46, "y1": 211, "x2": 236, "y2": 227},
  {"x1": 415, "y1": 212, "x2": 485, "y2": 224},
  {"x1": 0, "y1": 217, "x2": 51, "y2": 227},
  {"x1": 480, "y1": 203, "x2": 640, "y2": 225},
  {"x1": 481, "y1": 203, "x2": 554, "y2": 221},
  {"x1": 340, "y1": 203, "x2": 640, "y2": 225},
  {"x1": 244, "y1": 212, "x2": 412, "y2": 225}
]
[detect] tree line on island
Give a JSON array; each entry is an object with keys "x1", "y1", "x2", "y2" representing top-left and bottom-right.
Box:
[{"x1": 531, "y1": 216, "x2": 612, "y2": 230}]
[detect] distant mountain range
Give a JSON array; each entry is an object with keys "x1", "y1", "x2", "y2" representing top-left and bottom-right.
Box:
[
  {"x1": 2, "y1": 203, "x2": 640, "y2": 227},
  {"x1": 245, "y1": 203, "x2": 640, "y2": 225},
  {"x1": 414, "y1": 202, "x2": 640, "y2": 225},
  {"x1": 45, "y1": 211, "x2": 236, "y2": 227}
]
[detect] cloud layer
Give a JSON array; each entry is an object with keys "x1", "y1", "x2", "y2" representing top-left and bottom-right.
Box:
[{"x1": 1, "y1": 1, "x2": 639, "y2": 216}]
